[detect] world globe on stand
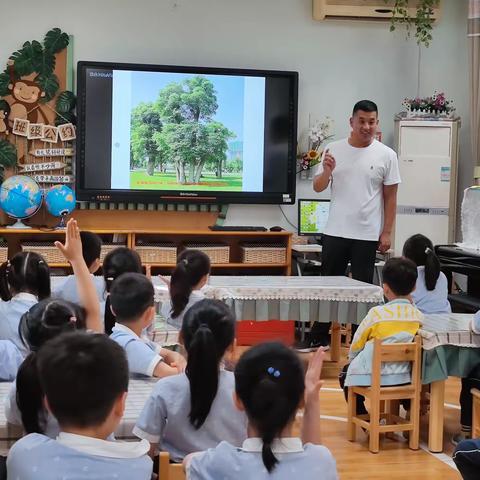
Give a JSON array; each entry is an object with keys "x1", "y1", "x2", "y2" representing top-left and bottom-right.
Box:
[
  {"x1": 45, "y1": 184, "x2": 76, "y2": 229},
  {"x1": 0, "y1": 175, "x2": 43, "y2": 229}
]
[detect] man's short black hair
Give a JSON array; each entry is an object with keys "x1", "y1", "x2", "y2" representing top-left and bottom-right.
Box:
[
  {"x1": 80, "y1": 232, "x2": 102, "y2": 268},
  {"x1": 37, "y1": 331, "x2": 128, "y2": 429},
  {"x1": 382, "y1": 257, "x2": 418, "y2": 296},
  {"x1": 352, "y1": 100, "x2": 378, "y2": 116},
  {"x1": 110, "y1": 272, "x2": 154, "y2": 323}
]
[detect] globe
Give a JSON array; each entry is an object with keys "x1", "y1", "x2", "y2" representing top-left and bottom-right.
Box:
[
  {"x1": 45, "y1": 184, "x2": 76, "y2": 218},
  {"x1": 0, "y1": 175, "x2": 43, "y2": 228}
]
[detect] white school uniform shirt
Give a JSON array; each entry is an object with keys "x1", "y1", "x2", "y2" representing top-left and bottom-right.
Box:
[
  {"x1": 52, "y1": 274, "x2": 106, "y2": 309},
  {"x1": 316, "y1": 138, "x2": 401, "y2": 241},
  {"x1": 411, "y1": 266, "x2": 451, "y2": 314},
  {"x1": 187, "y1": 437, "x2": 338, "y2": 480},
  {"x1": 0, "y1": 292, "x2": 37, "y2": 355},
  {"x1": 160, "y1": 290, "x2": 206, "y2": 329},
  {"x1": 133, "y1": 370, "x2": 248, "y2": 462},
  {"x1": 5, "y1": 381, "x2": 60, "y2": 438},
  {"x1": 110, "y1": 323, "x2": 163, "y2": 377},
  {"x1": 0, "y1": 340, "x2": 23, "y2": 381},
  {"x1": 6, "y1": 432, "x2": 153, "y2": 480},
  {"x1": 472, "y1": 310, "x2": 480, "y2": 334}
]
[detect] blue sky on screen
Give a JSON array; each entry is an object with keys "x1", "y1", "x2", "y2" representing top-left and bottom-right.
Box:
[{"x1": 130, "y1": 71, "x2": 245, "y2": 141}]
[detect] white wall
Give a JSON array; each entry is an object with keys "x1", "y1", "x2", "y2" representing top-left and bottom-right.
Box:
[{"x1": 1, "y1": 0, "x2": 471, "y2": 235}]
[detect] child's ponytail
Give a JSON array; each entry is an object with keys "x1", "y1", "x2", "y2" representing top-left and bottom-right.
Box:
[
  {"x1": 424, "y1": 247, "x2": 441, "y2": 291},
  {"x1": 170, "y1": 250, "x2": 210, "y2": 319},
  {"x1": 181, "y1": 299, "x2": 235, "y2": 429},
  {"x1": 403, "y1": 234, "x2": 440, "y2": 291},
  {"x1": 102, "y1": 248, "x2": 142, "y2": 335},
  {"x1": 0, "y1": 252, "x2": 51, "y2": 301},
  {"x1": 235, "y1": 342, "x2": 305, "y2": 472},
  {"x1": 16, "y1": 352, "x2": 46, "y2": 433}
]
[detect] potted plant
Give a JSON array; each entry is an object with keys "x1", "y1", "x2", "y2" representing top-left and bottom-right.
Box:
[{"x1": 386, "y1": 0, "x2": 440, "y2": 47}]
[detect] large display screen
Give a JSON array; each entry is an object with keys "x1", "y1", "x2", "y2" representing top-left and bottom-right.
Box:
[{"x1": 76, "y1": 62, "x2": 298, "y2": 204}]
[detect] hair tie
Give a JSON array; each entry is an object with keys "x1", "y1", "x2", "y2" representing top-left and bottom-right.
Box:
[
  {"x1": 106, "y1": 276, "x2": 114, "y2": 281},
  {"x1": 182, "y1": 258, "x2": 188, "y2": 266},
  {"x1": 198, "y1": 322, "x2": 209, "y2": 329},
  {"x1": 69, "y1": 316, "x2": 77, "y2": 324},
  {"x1": 267, "y1": 366, "x2": 281, "y2": 378},
  {"x1": 425, "y1": 247, "x2": 432, "y2": 255},
  {"x1": 38, "y1": 260, "x2": 45, "y2": 265}
]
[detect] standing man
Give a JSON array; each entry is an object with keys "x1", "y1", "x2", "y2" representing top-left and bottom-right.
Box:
[{"x1": 309, "y1": 100, "x2": 401, "y2": 348}]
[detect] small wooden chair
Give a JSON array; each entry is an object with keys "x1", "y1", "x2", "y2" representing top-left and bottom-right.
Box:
[
  {"x1": 347, "y1": 335, "x2": 422, "y2": 453},
  {"x1": 159, "y1": 452, "x2": 185, "y2": 480},
  {"x1": 471, "y1": 388, "x2": 480, "y2": 439}
]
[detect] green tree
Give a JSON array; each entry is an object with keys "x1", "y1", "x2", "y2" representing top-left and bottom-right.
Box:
[
  {"x1": 153, "y1": 76, "x2": 231, "y2": 184},
  {"x1": 131, "y1": 103, "x2": 164, "y2": 176}
]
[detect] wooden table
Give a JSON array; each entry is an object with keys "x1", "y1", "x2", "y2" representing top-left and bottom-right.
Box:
[
  {"x1": 420, "y1": 313, "x2": 480, "y2": 452},
  {"x1": 155, "y1": 275, "x2": 383, "y2": 361}
]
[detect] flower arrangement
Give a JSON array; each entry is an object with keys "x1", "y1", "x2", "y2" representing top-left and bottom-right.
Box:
[
  {"x1": 297, "y1": 117, "x2": 334, "y2": 178},
  {"x1": 402, "y1": 92, "x2": 455, "y2": 117}
]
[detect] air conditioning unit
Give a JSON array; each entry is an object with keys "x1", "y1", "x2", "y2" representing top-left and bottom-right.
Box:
[{"x1": 313, "y1": 0, "x2": 441, "y2": 21}]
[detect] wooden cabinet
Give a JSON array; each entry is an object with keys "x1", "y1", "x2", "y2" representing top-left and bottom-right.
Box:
[{"x1": 0, "y1": 210, "x2": 292, "y2": 275}]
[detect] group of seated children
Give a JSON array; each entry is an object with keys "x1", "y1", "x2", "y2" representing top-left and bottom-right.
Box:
[{"x1": 0, "y1": 221, "x2": 478, "y2": 479}]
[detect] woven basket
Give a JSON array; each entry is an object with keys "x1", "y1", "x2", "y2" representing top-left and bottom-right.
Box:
[
  {"x1": 184, "y1": 243, "x2": 230, "y2": 264},
  {"x1": 21, "y1": 242, "x2": 65, "y2": 264},
  {"x1": 100, "y1": 243, "x2": 127, "y2": 262},
  {"x1": 241, "y1": 243, "x2": 287, "y2": 264},
  {"x1": 0, "y1": 242, "x2": 7, "y2": 263},
  {"x1": 136, "y1": 242, "x2": 177, "y2": 264}
]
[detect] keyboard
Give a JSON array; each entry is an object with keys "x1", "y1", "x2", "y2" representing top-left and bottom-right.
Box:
[{"x1": 208, "y1": 225, "x2": 268, "y2": 232}]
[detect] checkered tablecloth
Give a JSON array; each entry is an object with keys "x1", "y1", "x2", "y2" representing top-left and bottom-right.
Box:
[
  {"x1": 420, "y1": 313, "x2": 480, "y2": 350},
  {"x1": 0, "y1": 378, "x2": 157, "y2": 453}
]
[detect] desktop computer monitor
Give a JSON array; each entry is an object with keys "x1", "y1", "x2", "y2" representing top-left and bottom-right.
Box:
[{"x1": 298, "y1": 198, "x2": 330, "y2": 236}]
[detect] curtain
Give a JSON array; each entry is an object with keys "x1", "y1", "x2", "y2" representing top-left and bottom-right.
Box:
[{"x1": 469, "y1": 1, "x2": 480, "y2": 170}]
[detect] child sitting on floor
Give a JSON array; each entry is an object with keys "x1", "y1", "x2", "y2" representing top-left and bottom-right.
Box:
[
  {"x1": 109, "y1": 272, "x2": 186, "y2": 378},
  {"x1": 6, "y1": 332, "x2": 153, "y2": 480},
  {"x1": 184, "y1": 342, "x2": 337, "y2": 479},
  {"x1": 339, "y1": 257, "x2": 423, "y2": 415},
  {"x1": 134, "y1": 299, "x2": 247, "y2": 462}
]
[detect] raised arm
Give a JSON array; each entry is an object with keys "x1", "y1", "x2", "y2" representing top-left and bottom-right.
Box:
[
  {"x1": 301, "y1": 347, "x2": 326, "y2": 445},
  {"x1": 55, "y1": 219, "x2": 102, "y2": 333},
  {"x1": 313, "y1": 149, "x2": 335, "y2": 193}
]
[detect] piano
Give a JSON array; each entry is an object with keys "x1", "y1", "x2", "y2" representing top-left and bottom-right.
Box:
[{"x1": 435, "y1": 245, "x2": 480, "y2": 312}]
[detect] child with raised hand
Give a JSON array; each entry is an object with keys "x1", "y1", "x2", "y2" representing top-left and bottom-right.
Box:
[
  {"x1": 52, "y1": 231, "x2": 105, "y2": 307},
  {"x1": 6, "y1": 332, "x2": 153, "y2": 480},
  {"x1": 161, "y1": 249, "x2": 210, "y2": 329},
  {"x1": 103, "y1": 247, "x2": 143, "y2": 335},
  {"x1": 184, "y1": 342, "x2": 336, "y2": 479},
  {"x1": 109, "y1": 272, "x2": 186, "y2": 378},
  {"x1": 0, "y1": 251, "x2": 50, "y2": 354},
  {"x1": 54, "y1": 218, "x2": 102, "y2": 333},
  {"x1": 134, "y1": 299, "x2": 247, "y2": 462},
  {"x1": 402, "y1": 233, "x2": 451, "y2": 314}
]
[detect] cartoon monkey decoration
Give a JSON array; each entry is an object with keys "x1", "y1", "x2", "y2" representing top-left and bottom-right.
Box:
[
  {"x1": 6, "y1": 62, "x2": 49, "y2": 126},
  {"x1": 0, "y1": 100, "x2": 10, "y2": 136}
]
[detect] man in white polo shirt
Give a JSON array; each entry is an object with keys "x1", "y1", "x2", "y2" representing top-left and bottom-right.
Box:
[{"x1": 307, "y1": 100, "x2": 401, "y2": 349}]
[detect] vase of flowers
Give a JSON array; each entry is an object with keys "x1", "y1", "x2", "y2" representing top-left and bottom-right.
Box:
[
  {"x1": 297, "y1": 117, "x2": 334, "y2": 180},
  {"x1": 402, "y1": 92, "x2": 455, "y2": 118}
]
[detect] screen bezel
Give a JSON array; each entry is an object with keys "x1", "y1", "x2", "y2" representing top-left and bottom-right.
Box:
[
  {"x1": 76, "y1": 61, "x2": 298, "y2": 205},
  {"x1": 297, "y1": 198, "x2": 331, "y2": 236}
]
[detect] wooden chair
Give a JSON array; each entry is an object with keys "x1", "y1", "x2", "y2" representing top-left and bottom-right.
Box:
[
  {"x1": 471, "y1": 388, "x2": 480, "y2": 439},
  {"x1": 347, "y1": 335, "x2": 422, "y2": 453},
  {"x1": 159, "y1": 452, "x2": 185, "y2": 480}
]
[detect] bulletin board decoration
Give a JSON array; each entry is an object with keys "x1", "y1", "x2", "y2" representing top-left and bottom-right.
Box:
[{"x1": 0, "y1": 28, "x2": 76, "y2": 188}]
